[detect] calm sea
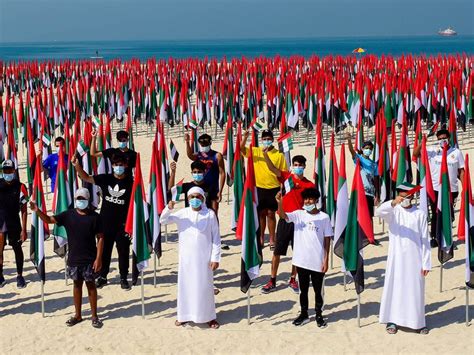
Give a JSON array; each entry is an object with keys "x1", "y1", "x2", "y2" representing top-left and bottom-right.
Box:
[{"x1": 0, "y1": 36, "x2": 473, "y2": 61}]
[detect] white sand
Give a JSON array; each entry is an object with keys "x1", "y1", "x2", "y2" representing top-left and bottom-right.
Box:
[{"x1": 1, "y1": 124, "x2": 473, "y2": 354}]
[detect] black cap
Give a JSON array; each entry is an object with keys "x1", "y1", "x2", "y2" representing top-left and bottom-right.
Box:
[{"x1": 261, "y1": 129, "x2": 273, "y2": 139}]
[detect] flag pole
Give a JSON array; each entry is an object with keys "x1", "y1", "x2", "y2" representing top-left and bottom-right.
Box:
[
  {"x1": 343, "y1": 271, "x2": 347, "y2": 291},
  {"x1": 247, "y1": 288, "x2": 251, "y2": 325},
  {"x1": 466, "y1": 286, "x2": 470, "y2": 327},
  {"x1": 153, "y1": 253, "x2": 157, "y2": 287},
  {"x1": 357, "y1": 293, "x2": 361, "y2": 328},
  {"x1": 64, "y1": 256, "x2": 68, "y2": 286},
  {"x1": 227, "y1": 185, "x2": 230, "y2": 205},
  {"x1": 330, "y1": 240, "x2": 334, "y2": 269},
  {"x1": 41, "y1": 281, "x2": 45, "y2": 318},
  {"x1": 141, "y1": 270, "x2": 145, "y2": 319},
  {"x1": 440, "y1": 263, "x2": 443, "y2": 293},
  {"x1": 165, "y1": 225, "x2": 168, "y2": 243}
]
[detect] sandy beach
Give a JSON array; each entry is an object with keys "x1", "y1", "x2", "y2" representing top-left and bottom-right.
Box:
[{"x1": 1, "y1": 123, "x2": 473, "y2": 354}]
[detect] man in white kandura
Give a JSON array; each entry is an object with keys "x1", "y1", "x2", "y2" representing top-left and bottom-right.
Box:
[
  {"x1": 160, "y1": 186, "x2": 221, "y2": 329},
  {"x1": 375, "y1": 182, "x2": 431, "y2": 335}
]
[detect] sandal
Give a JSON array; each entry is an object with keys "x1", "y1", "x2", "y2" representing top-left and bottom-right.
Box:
[
  {"x1": 175, "y1": 320, "x2": 188, "y2": 327},
  {"x1": 418, "y1": 327, "x2": 429, "y2": 335},
  {"x1": 208, "y1": 319, "x2": 220, "y2": 329},
  {"x1": 91, "y1": 317, "x2": 103, "y2": 329},
  {"x1": 66, "y1": 317, "x2": 83, "y2": 327},
  {"x1": 269, "y1": 244, "x2": 275, "y2": 251},
  {"x1": 214, "y1": 288, "x2": 220, "y2": 295},
  {"x1": 386, "y1": 323, "x2": 398, "y2": 334}
]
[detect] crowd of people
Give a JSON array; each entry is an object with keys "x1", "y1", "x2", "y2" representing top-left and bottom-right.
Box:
[{"x1": 0, "y1": 124, "x2": 468, "y2": 334}]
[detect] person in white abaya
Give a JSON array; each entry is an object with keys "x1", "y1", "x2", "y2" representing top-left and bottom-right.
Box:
[
  {"x1": 160, "y1": 186, "x2": 221, "y2": 329},
  {"x1": 375, "y1": 182, "x2": 431, "y2": 335}
]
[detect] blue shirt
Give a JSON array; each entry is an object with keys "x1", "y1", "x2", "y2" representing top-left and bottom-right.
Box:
[
  {"x1": 43, "y1": 153, "x2": 68, "y2": 191},
  {"x1": 354, "y1": 154, "x2": 378, "y2": 197}
]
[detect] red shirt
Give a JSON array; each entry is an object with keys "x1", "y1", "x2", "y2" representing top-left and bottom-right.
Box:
[{"x1": 279, "y1": 171, "x2": 316, "y2": 213}]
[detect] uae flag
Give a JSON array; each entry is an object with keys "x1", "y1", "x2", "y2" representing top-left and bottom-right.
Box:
[
  {"x1": 147, "y1": 142, "x2": 164, "y2": 257},
  {"x1": 76, "y1": 140, "x2": 89, "y2": 157},
  {"x1": 419, "y1": 135, "x2": 435, "y2": 216},
  {"x1": 30, "y1": 157, "x2": 49, "y2": 282},
  {"x1": 427, "y1": 121, "x2": 440, "y2": 138},
  {"x1": 334, "y1": 143, "x2": 348, "y2": 248},
  {"x1": 171, "y1": 179, "x2": 184, "y2": 201},
  {"x1": 282, "y1": 175, "x2": 295, "y2": 196},
  {"x1": 436, "y1": 145, "x2": 454, "y2": 264},
  {"x1": 378, "y1": 124, "x2": 391, "y2": 202},
  {"x1": 222, "y1": 114, "x2": 234, "y2": 187},
  {"x1": 392, "y1": 120, "x2": 412, "y2": 187},
  {"x1": 313, "y1": 115, "x2": 326, "y2": 211},
  {"x1": 334, "y1": 160, "x2": 375, "y2": 294},
  {"x1": 231, "y1": 123, "x2": 245, "y2": 230},
  {"x1": 169, "y1": 139, "x2": 179, "y2": 162},
  {"x1": 277, "y1": 132, "x2": 294, "y2": 153},
  {"x1": 52, "y1": 147, "x2": 71, "y2": 257},
  {"x1": 236, "y1": 146, "x2": 262, "y2": 293},
  {"x1": 458, "y1": 154, "x2": 474, "y2": 288},
  {"x1": 125, "y1": 154, "x2": 151, "y2": 271},
  {"x1": 327, "y1": 132, "x2": 339, "y2": 227}
]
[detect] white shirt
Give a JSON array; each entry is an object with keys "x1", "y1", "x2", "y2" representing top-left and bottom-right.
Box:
[
  {"x1": 427, "y1": 146, "x2": 464, "y2": 192},
  {"x1": 286, "y1": 210, "x2": 333, "y2": 272}
]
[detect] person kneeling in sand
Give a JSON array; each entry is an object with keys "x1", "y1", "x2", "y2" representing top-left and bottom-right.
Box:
[
  {"x1": 160, "y1": 186, "x2": 221, "y2": 329},
  {"x1": 276, "y1": 188, "x2": 332, "y2": 328},
  {"x1": 30, "y1": 188, "x2": 104, "y2": 328}
]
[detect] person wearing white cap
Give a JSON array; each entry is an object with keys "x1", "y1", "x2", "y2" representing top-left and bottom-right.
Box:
[
  {"x1": 30, "y1": 187, "x2": 105, "y2": 328},
  {"x1": 0, "y1": 159, "x2": 28, "y2": 288},
  {"x1": 375, "y1": 182, "x2": 431, "y2": 335},
  {"x1": 160, "y1": 186, "x2": 221, "y2": 329}
]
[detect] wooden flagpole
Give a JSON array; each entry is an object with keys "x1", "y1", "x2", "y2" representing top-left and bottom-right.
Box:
[{"x1": 141, "y1": 270, "x2": 145, "y2": 319}]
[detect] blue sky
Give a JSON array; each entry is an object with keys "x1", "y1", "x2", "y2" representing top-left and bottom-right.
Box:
[{"x1": 0, "y1": 0, "x2": 473, "y2": 43}]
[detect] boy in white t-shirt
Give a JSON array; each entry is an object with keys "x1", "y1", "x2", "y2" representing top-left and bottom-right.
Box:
[{"x1": 276, "y1": 188, "x2": 333, "y2": 328}]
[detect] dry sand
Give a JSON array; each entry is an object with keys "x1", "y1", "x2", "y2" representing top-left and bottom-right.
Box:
[{"x1": 1, "y1": 124, "x2": 473, "y2": 354}]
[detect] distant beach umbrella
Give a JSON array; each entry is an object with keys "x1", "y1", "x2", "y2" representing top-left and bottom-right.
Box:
[{"x1": 352, "y1": 47, "x2": 366, "y2": 53}]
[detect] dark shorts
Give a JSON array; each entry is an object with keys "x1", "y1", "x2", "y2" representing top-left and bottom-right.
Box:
[
  {"x1": 274, "y1": 219, "x2": 294, "y2": 256},
  {"x1": 257, "y1": 187, "x2": 280, "y2": 212},
  {"x1": 0, "y1": 228, "x2": 21, "y2": 246},
  {"x1": 67, "y1": 264, "x2": 98, "y2": 282}
]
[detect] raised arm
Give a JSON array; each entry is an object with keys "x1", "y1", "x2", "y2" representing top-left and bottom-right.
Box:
[
  {"x1": 29, "y1": 201, "x2": 57, "y2": 224},
  {"x1": 184, "y1": 133, "x2": 198, "y2": 160},
  {"x1": 168, "y1": 161, "x2": 176, "y2": 188},
  {"x1": 240, "y1": 130, "x2": 250, "y2": 155},
  {"x1": 71, "y1": 155, "x2": 95, "y2": 184},
  {"x1": 413, "y1": 143, "x2": 422, "y2": 158},
  {"x1": 90, "y1": 129, "x2": 103, "y2": 158},
  {"x1": 346, "y1": 132, "x2": 357, "y2": 159},
  {"x1": 263, "y1": 149, "x2": 282, "y2": 177}
]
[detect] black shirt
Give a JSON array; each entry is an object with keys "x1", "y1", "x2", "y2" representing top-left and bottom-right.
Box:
[
  {"x1": 93, "y1": 173, "x2": 133, "y2": 231},
  {"x1": 182, "y1": 181, "x2": 215, "y2": 209},
  {"x1": 55, "y1": 209, "x2": 103, "y2": 267},
  {"x1": 0, "y1": 179, "x2": 27, "y2": 232},
  {"x1": 102, "y1": 148, "x2": 137, "y2": 174}
]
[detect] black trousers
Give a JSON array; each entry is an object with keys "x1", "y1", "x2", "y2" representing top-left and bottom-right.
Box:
[
  {"x1": 366, "y1": 195, "x2": 375, "y2": 218},
  {"x1": 296, "y1": 266, "x2": 325, "y2": 316},
  {"x1": 100, "y1": 229, "x2": 131, "y2": 280},
  {"x1": 429, "y1": 191, "x2": 458, "y2": 239},
  {"x1": 0, "y1": 232, "x2": 24, "y2": 276}
]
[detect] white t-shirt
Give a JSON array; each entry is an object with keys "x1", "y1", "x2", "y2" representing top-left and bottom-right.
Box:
[
  {"x1": 286, "y1": 210, "x2": 333, "y2": 272},
  {"x1": 427, "y1": 146, "x2": 464, "y2": 192}
]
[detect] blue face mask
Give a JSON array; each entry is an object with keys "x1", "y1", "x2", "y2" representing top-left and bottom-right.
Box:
[
  {"x1": 118, "y1": 141, "x2": 128, "y2": 149},
  {"x1": 302, "y1": 204, "x2": 316, "y2": 212},
  {"x1": 292, "y1": 166, "x2": 304, "y2": 176},
  {"x1": 3, "y1": 173, "x2": 15, "y2": 182},
  {"x1": 363, "y1": 149, "x2": 372, "y2": 157},
  {"x1": 113, "y1": 165, "x2": 126, "y2": 176},
  {"x1": 262, "y1": 140, "x2": 273, "y2": 148},
  {"x1": 75, "y1": 199, "x2": 89, "y2": 210},
  {"x1": 189, "y1": 197, "x2": 203, "y2": 209},
  {"x1": 192, "y1": 173, "x2": 204, "y2": 182}
]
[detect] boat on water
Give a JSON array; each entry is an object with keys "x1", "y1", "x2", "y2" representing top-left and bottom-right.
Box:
[
  {"x1": 90, "y1": 50, "x2": 104, "y2": 59},
  {"x1": 438, "y1": 27, "x2": 457, "y2": 36}
]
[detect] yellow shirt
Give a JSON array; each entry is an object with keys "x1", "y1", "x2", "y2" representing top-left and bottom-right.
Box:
[{"x1": 242, "y1": 146, "x2": 288, "y2": 189}]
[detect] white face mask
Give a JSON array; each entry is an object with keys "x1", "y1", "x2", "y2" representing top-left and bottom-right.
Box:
[
  {"x1": 400, "y1": 196, "x2": 414, "y2": 208},
  {"x1": 199, "y1": 145, "x2": 211, "y2": 153}
]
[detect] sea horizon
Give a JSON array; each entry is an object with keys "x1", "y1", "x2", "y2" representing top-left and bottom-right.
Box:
[{"x1": 0, "y1": 35, "x2": 473, "y2": 61}]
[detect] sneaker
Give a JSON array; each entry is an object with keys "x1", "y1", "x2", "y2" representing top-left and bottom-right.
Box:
[
  {"x1": 132, "y1": 277, "x2": 138, "y2": 286},
  {"x1": 430, "y1": 239, "x2": 439, "y2": 248},
  {"x1": 0, "y1": 275, "x2": 6, "y2": 287},
  {"x1": 16, "y1": 275, "x2": 26, "y2": 289},
  {"x1": 261, "y1": 280, "x2": 276, "y2": 294},
  {"x1": 288, "y1": 278, "x2": 299, "y2": 294},
  {"x1": 316, "y1": 315, "x2": 327, "y2": 328},
  {"x1": 373, "y1": 239, "x2": 381, "y2": 246},
  {"x1": 120, "y1": 279, "x2": 131, "y2": 290},
  {"x1": 221, "y1": 244, "x2": 230, "y2": 250},
  {"x1": 96, "y1": 277, "x2": 108, "y2": 289},
  {"x1": 292, "y1": 313, "x2": 310, "y2": 326}
]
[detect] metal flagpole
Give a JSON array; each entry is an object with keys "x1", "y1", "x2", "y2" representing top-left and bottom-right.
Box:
[
  {"x1": 330, "y1": 240, "x2": 334, "y2": 269},
  {"x1": 466, "y1": 286, "x2": 470, "y2": 327},
  {"x1": 165, "y1": 225, "x2": 168, "y2": 243},
  {"x1": 440, "y1": 263, "x2": 443, "y2": 292},
  {"x1": 41, "y1": 281, "x2": 45, "y2": 318},
  {"x1": 153, "y1": 253, "x2": 157, "y2": 287},
  {"x1": 64, "y1": 255, "x2": 68, "y2": 286},
  {"x1": 247, "y1": 288, "x2": 251, "y2": 325},
  {"x1": 227, "y1": 185, "x2": 230, "y2": 205},
  {"x1": 357, "y1": 293, "x2": 361, "y2": 328},
  {"x1": 343, "y1": 271, "x2": 347, "y2": 291},
  {"x1": 141, "y1": 270, "x2": 145, "y2": 319}
]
